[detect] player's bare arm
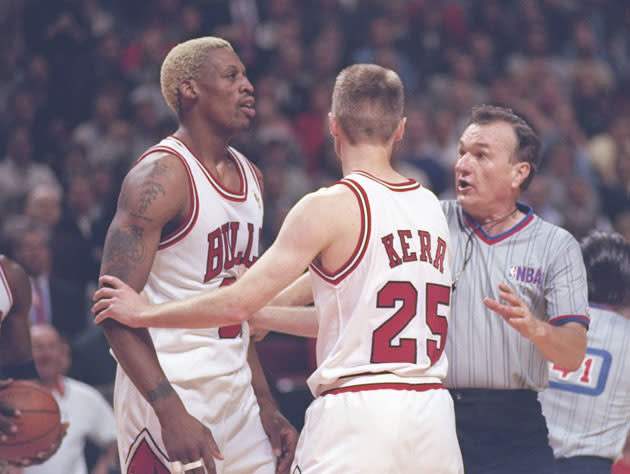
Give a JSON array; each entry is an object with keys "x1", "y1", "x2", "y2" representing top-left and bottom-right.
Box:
[
  {"x1": 97, "y1": 152, "x2": 222, "y2": 469},
  {"x1": 0, "y1": 257, "x2": 33, "y2": 370},
  {"x1": 0, "y1": 257, "x2": 33, "y2": 439},
  {"x1": 94, "y1": 183, "x2": 360, "y2": 330},
  {"x1": 270, "y1": 272, "x2": 314, "y2": 306},
  {"x1": 250, "y1": 273, "x2": 317, "y2": 339},
  {"x1": 484, "y1": 283, "x2": 587, "y2": 370},
  {"x1": 251, "y1": 306, "x2": 318, "y2": 338}
]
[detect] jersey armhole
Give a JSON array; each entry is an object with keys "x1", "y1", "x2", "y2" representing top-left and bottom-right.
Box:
[{"x1": 309, "y1": 178, "x2": 371, "y2": 285}]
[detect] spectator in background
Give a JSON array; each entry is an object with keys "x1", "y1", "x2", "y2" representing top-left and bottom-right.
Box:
[
  {"x1": 24, "y1": 323, "x2": 117, "y2": 474},
  {"x1": 600, "y1": 148, "x2": 630, "y2": 224},
  {"x1": 540, "y1": 231, "x2": 630, "y2": 474},
  {"x1": 8, "y1": 220, "x2": 87, "y2": 340},
  {"x1": 0, "y1": 126, "x2": 61, "y2": 218},
  {"x1": 72, "y1": 92, "x2": 131, "y2": 168},
  {"x1": 394, "y1": 101, "x2": 450, "y2": 195},
  {"x1": 22, "y1": 184, "x2": 63, "y2": 232}
]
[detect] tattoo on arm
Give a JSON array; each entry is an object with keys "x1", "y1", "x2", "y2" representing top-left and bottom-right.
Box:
[
  {"x1": 101, "y1": 225, "x2": 146, "y2": 282},
  {"x1": 138, "y1": 181, "x2": 166, "y2": 215},
  {"x1": 146, "y1": 381, "x2": 175, "y2": 403}
]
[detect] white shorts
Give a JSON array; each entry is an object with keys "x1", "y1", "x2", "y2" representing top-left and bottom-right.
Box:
[
  {"x1": 114, "y1": 364, "x2": 275, "y2": 474},
  {"x1": 292, "y1": 387, "x2": 463, "y2": 474}
]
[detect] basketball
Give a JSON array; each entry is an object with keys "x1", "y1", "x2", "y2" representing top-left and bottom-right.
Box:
[{"x1": 0, "y1": 380, "x2": 61, "y2": 464}]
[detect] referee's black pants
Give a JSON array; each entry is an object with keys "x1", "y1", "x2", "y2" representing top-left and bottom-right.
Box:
[{"x1": 450, "y1": 388, "x2": 555, "y2": 474}]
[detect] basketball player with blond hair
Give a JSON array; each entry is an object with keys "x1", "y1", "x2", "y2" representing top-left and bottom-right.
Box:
[
  {"x1": 94, "y1": 63, "x2": 464, "y2": 474},
  {"x1": 94, "y1": 37, "x2": 296, "y2": 474}
]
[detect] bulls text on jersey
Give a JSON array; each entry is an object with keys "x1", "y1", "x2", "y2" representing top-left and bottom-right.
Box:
[{"x1": 204, "y1": 221, "x2": 262, "y2": 282}]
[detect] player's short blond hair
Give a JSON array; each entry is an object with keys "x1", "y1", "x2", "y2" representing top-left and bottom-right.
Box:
[
  {"x1": 160, "y1": 36, "x2": 234, "y2": 116},
  {"x1": 331, "y1": 64, "x2": 404, "y2": 145}
]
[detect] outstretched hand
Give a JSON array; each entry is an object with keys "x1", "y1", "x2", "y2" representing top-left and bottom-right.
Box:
[
  {"x1": 483, "y1": 283, "x2": 544, "y2": 341},
  {"x1": 92, "y1": 275, "x2": 150, "y2": 327}
]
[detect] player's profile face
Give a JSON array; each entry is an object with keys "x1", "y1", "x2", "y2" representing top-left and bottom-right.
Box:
[
  {"x1": 454, "y1": 121, "x2": 519, "y2": 219},
  {"x1": 194, "y1": 48, "x2": 255, "y2": 133}
]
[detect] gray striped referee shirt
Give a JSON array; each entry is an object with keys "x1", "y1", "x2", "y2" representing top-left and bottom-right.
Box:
[
  {"x1": 441, "y1": 200, "x2": 589, "y2": 391},
  {"x1": 540, "y1": 304, "x2": 630, "y2": 461}
]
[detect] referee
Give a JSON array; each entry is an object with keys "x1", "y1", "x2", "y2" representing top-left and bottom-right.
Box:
[{"x1": 442, "y1": 105, "x2": 589, "y2": 474}]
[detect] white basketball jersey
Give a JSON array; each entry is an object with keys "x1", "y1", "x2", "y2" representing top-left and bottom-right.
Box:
[
  {"x1": 540, "y1": 305, "x2": 630, "y2": 461},
  {"x1": 0, "y1": 259, "x2": 13, "y2": 325},
  {"x1": 139, "y1": 136, "x2": 264, "y2": 383},
  {"x1": 307, "y1": 171, "x2": 452, "y2": 397}
]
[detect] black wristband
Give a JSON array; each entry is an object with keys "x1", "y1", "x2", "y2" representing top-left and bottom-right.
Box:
[{"x1": 1, "y1": 359, "x2": 39, "y2": 380}]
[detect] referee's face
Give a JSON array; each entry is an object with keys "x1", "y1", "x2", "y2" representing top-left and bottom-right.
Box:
[{"x1": 455, "y1": 121, "x2": 521, "y2": 221}]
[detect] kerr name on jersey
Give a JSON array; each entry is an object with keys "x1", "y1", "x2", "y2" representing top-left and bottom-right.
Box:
[{"x1": 381, "y1": 229, "x2": 447, "y2": 273}]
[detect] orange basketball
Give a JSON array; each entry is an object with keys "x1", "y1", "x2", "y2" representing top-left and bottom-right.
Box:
[{"x1": 0, "y1": 380, "x2": 61, "y2": 464}]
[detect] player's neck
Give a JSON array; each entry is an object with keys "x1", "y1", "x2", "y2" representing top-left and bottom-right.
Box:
[
  {"x1": 340, "y1": 143, "x2": 402, "y2": 182},
  {"x1": 174, "y1": 125, "x2": 231, "y2": 167}
]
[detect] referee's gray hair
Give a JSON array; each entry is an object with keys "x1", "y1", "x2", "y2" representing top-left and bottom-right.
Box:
[{"x1": 468, "y1": 105, "x2": 541, "y2": 190}]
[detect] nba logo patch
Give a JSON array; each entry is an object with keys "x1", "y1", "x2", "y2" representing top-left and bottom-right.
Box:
[{"x1": 507, "y1": 265, "x2": 543, "y2": 286}]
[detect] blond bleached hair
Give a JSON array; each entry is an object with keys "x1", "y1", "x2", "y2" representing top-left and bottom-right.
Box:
[
  {"x1": 160, "y1": 36, "x2": 233, "y2": 116},
  {"x1": 331, "y1": 63, "x2": 404, "y2": 145}
]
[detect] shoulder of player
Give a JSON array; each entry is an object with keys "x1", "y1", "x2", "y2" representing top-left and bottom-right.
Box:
[
  {"x1": 285, "y1": 184, "x2": 358, "y2": 228},
  {"x1": 118, "y1": 150, "x2": 188, "y2": 218},
  {"x1": 125, "y1": 150, "x2": 189, "y2": 186},
  {"x1": 313, "y1": 181, "x2": 360, "y2": 207}
]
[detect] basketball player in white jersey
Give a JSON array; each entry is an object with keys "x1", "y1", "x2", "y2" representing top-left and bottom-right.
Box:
[
  {"x1": 94, "y1": 37, "x2": 296, "y2": 474},
  {"x1": 540, "y1": 231, "x2": 630, "y2": 474},
  {"x1": 0, "y1": 254, "x2": 65, "y2": 467},
  {"x1": 442, "y1": 105, "x2": 589, "y2": 474},
  {"x1": 94, "y1": 63, "x2": 464, "y2": 474}
]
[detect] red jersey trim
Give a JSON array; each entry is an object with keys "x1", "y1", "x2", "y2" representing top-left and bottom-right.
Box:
[
  {"x1": 309, "y1": 178, "x2": 371, "y2": 285},
  {"x1": 321, "y1": 382, "x2": 445, "y2": 396},
  {"x1": 169, "y1": 136, "x2": 248, "y2": 202},
  {"x1": 550, "y1": 314, "x2": 590, "y2": 329},
  {"x1": 352, "y1": 170, "x2": 420, "y2": 191},
  {"x1": 243, "y1": 155, "x2": 264, "y2": 197},
  {"x1": 135, "y1": 146, "x2": 199, "y2": 250},
  {"x1": 0, "y1": 259, "x2": 14, "y2": 316}
]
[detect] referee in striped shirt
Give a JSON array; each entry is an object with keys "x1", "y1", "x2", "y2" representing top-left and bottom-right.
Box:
[{"x1": 443, "y1": 105, "x2": 590, "y2": 474}]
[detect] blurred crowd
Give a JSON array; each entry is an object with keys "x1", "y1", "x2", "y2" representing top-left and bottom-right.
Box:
[{"x1": 0, "y1": 0, "x2": 629, "y2": 430}]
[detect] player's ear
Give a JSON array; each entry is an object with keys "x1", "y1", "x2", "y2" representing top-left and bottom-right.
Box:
[
  {"x1": 329, "y1": 113, "x2": 340, "y2": 138},
  {"x1": 393, "y1": 117, "x2": 406, "y2": 143},
  {"x1": 179, "y1": 79, "x2": 198, "y2": 101}
]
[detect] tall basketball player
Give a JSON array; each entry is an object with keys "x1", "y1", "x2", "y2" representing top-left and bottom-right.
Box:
[
  {"x1": 94, "y1": 37, "x2": 296, "y2": 474},
  {"x1": 540, "y1": 231, "x2": 630, "y2": 474},
  {"x1": 443, "y1": 105, "x2": 589, "y2": 474},
  {"x1": 94, "y1": 64, "x2": 464, "y2": 474}
]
